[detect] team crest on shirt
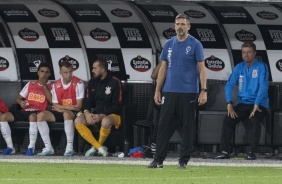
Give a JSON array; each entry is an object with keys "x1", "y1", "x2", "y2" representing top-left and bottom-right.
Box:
[
  {"x1": 252, "y1": 69, "x2": 258, "y2": 78},
  {"x1": 56, "y1": 83, "x2": 61, "y2": 88},
  {"x1": 186, "y1": 46, "x2": 191, "y2": 54},
  {"x1": 105, "y1": 86, "x2": 111, "y2": 95}
]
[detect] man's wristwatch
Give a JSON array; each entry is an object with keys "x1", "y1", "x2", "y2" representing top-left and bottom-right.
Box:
[
  {"x1": 227, "y1": 101, "x2": 233, "y2": 104},
  {"x1": 201, "y1": 88, "x2": 208, "y2": 92}
]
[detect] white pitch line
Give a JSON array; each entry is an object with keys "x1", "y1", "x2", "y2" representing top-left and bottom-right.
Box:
[{"x1": 0, "y1": 158, "x2": 282, "y2": 167}]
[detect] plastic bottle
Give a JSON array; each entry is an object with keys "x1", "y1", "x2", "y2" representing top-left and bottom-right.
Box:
[{"x1": 124, "y1": 139, "x2": 129, "y2": 157}]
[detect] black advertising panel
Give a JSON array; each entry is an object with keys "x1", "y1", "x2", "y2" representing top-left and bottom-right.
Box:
[
  {"x1": 137, "y1": 4, "x2": 178, "y2": 22},
  {"x1": 0, "y1": 23, "x2": 11, "y2": 47},
  {"x1": 232, "y1": 50, "x2": 272, "y2": 81},
  {"x1": 40, "y1": 23, "x2": 81, "y2": 48},
  {"x1": 112, "y1": 23, "x2": 151, "y2": 48},
  {"x1": 258, "y1": 25, "x2": 282, "y2": 50},
  {"x1": 86, "y1": 48, "x2": 128, "y2": 80},
  {"x1": 16, "y1": 49, "x2": 55, "y2": 80},
  {"x1": 60, "y1": 4, "x2": 110, "y2": 22},
  {"x1": 0, "y1": 4, "x2": 37, "y2": 22},
  {"x1": 209, "y1": 6, "x2": 255, "y2": 24},
  {"x1": 190, "y1": 24, "x2": 227, "y2": 49}
]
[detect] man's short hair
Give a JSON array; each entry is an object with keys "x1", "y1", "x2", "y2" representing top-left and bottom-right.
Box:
[
  {"x1": 242, "y1": 42, "x2": 256, "y2": 51},
  {"x1": 94, "y1": 59, "x2": 108, "y2": 71},
  {"x1": 59, "y1": 61, "x2": 72, "y2": 69},
  {"x1": 38, "y1": 62, "x2": 51, "y2": 72},
  {"x1": 175, "y1": 14, "x2": 190, "y2": 22}
]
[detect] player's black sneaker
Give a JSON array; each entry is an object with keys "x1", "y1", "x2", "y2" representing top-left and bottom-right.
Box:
[
  {"x1": 178, "y1": 160, "x2": 187, "y2": 169},
  {"x1": 148, "y1": 160, "x2": 163, "y2": 168},
  {"x1": 213, "y1": 152, "x2": 230, "y2": 159},
  {"x1": 246, "y1": 152, "x2": 256, "y2": 160}
]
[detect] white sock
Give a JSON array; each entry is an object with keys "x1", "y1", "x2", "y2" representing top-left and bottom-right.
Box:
[
  {"x1": 64, "y1": 120, "x2": 74, "y2": 151},
  {"x1": 37, "y1": 121, "x2": 53, "y2": 150},
  {"x1": 28, "y1": 122, "x2": 37, "y2": 149},
  {"x1": 0, "y1": 121, "x2": 14, "y2": 148}
]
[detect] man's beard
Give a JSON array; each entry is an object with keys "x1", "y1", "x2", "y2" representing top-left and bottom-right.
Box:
[
  {"x1": 93, "y1": 73, "x2": 102, "y2": 79},
  {"x1": 177, "y1": 29, "x2": 185, "y2": 36}
]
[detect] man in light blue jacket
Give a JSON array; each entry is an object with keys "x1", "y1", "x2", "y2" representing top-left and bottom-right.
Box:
[{"x1": 215, "y1": 42, "x2": 269, "y2": 160}]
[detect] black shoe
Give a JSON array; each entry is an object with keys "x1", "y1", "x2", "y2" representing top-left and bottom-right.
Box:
[
  {"x1": 148, "y1": 160, "x2": 163, "y2": 168},
  {"x1": 214, "y1": 153, "x2": 230, "y2": 159},
  {"x1": 246, "y1": 152, "x2": 256, "y2": 160},
  {"x1": 178, "y1": 160, "x2": 187, "y2": 169}
]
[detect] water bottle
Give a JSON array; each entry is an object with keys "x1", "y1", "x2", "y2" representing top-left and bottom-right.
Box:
[{"x1": 124, "y1": 139, "x2": 129, "y2": 157}]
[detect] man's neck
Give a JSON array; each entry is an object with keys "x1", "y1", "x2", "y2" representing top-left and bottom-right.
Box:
[
  {"x1": 62, "y1": 78, "x2": 71, "y2": 85},
  {"x1": 246, "y1": 60, "x2": 255, "y2": 67},
  {"x1": 100, "y1": 72, "x2": 107, "y2": 80},
  {"x1": 177, "y1": 34, "x2": 188, "y2": 42}
]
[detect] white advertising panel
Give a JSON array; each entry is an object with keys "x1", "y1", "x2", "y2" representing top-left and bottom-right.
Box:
[
  {"x1": 121, "y1": 48, "x2": 153, "y2": 81},
  {"x1": 8, "y1": 22, "x2": 49, "y2": 48},
  {"x1": 99, "y1": 4, "x2": 141, "y2": 23},
  {"x1": 172, "y1": 4, "x2": 217, "y2": 24},
  {"x1": 223, "y1": 24, "x2": 266, "y2": 50},
  {"x1": 153, "y1": 23, "x2": 174, "y2": 47},
  {"x1": 204, "y1": 49, "x2": 232, "y2": 81},
  {"x1": 0, "y1": 48, "x2": 18, "y2": 81},
  {"x1": 25, "y1": 4, "x2": 71, "y2": 23},
  {"x1": 78, "y1": 22, "x2": 120, "y2": 48},
  {"x1": 267, "y1": 50, "x2": 282, "y2": 82},
  {"x1": 244, "y1": 6, "x2": 282, "y2": 25},
  {"x1": 49, "y1": 48, "x2": 89, "y2": 81}
]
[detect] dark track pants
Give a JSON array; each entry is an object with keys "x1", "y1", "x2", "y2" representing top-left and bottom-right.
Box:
[
  {"x1": 154, "y1": 92, "x2": 197, "y2": 163},
  {"x1": 220, "y1": 103, "x2": 267, "y2": 153}
]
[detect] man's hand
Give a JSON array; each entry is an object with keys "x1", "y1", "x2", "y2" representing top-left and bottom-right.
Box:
[
  {"x1": 249, "y1": 105, "x2": 261, "y2": 119},
  {"x1": 93, "y1": 114, "x2": 106, "y2": 123},
  {"x1": 227, "y1": 104, "x2": 238, "y2": 119},
  {"x1": 85, "y1": 112, "x2": 96, "y2": 125},
  {"x1": 198, "y1": 91, "x2": 207, "y2": 105},
  {"x1": 71, "y1": 105, "x2": 80, "y2": 111},
  {"x1": 52, "y1": 105, "x2": 65, "y2": 113},
  {"x1": 20, "y1": 100, "x2": 29, "y2": 108},
  {"x1": 154, "y1": 91, "x2": 162, "y2": 105}
]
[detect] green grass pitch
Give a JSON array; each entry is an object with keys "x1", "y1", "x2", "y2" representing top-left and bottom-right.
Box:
[{"x1": 1, "y1": 162, "x2": 282, "y2": 184}]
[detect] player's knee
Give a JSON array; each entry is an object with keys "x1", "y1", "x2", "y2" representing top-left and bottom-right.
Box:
[
  {"x1": 0, "y1": 112, "x2": 11, "y2": 121},
  {"x1": 37, "y1": 111, "x2": 47, "y2": 121},
  {"x1": 74, "y1": 115, "x2": 84, "y2": 125},
  {"x1": 63, "y1": 111, "x2": 74, "y2": 120},
  {"x1": 29, "y1": 113, "x2": 37, "y2": 122},
  {"x1": 101, "y1": 116, "x2": 114, "y2": 128}
]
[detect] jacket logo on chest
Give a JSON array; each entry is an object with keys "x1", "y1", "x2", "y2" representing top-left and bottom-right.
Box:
[
  {"x1": 252, "y1": 69, "x2": 258, "y2": 78},
  {"x1": 105, "y1": 86, "x2": 111, "y2": 95}
]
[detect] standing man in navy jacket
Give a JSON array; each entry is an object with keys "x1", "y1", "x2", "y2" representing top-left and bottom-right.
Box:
[{"x1": 215, "y1": 42, "x2": 269, "y2": 160}]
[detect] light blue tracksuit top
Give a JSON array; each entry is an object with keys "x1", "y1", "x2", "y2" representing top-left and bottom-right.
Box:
[{"x1": 225, "y1": 60, "x2": 269, "y2": 108}]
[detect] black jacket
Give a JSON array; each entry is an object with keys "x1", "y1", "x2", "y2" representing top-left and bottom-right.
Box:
[{"x1": 83, "y1": 72, "x2": 122, "y2": 115}]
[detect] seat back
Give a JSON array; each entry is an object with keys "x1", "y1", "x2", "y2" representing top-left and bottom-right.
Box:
[
  {"x1": 0, "y1": 82, "x2": 22, "y2": 108},
  {"x1": 205, "y1": 83, "x2": 238, "y2": 111},
  {"x1": 268, "y1": 84, "x2": 280, "y2": 111}
]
